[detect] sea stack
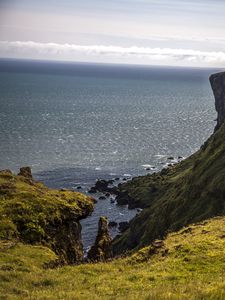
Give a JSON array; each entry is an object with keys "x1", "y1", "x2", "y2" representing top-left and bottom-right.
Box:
[{"x1": 87, "y1": 216, "x2": 112, "y2": 261}]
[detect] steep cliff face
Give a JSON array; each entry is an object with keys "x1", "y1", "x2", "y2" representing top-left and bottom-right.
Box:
[
  {"x1": 113, "y1": 72, "x2": 225, "y2": 255},
  {"x1": 0, "y1": 168, "x2": 95, "y2": 264},
  {"x1": 87, "y1": 216, "x2": 112, "y2": 261},
  {"x1": 210, "y1": 72, "x2": 225, "y2": 131}
]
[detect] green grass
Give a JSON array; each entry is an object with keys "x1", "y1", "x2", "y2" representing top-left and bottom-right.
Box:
[{"x1": 1, "y1": 216, "x2": 225, "y2": 299}]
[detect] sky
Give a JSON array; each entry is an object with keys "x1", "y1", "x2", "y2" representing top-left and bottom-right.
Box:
[{"x1": 0, "y1": 0, "x2": 225, "y2": 67}]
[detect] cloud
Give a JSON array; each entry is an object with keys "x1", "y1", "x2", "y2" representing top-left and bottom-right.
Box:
[{"x1": 0, "y1": 40, "x2": 225, "y2": 66}]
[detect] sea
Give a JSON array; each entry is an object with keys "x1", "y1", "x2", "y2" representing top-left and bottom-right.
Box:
[{"x1": 0, "y1": 58, "x2": 220, "y2": 252}]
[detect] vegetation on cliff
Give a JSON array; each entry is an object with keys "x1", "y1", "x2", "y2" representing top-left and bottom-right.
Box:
[{"x1": 0, "y1": 169, "x2": 94, "y2": 263}]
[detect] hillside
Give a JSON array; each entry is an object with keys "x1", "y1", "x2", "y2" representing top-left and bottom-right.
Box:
[
  {"x1": 113, "y1": 71, "x2": 225, "y2": 254},
  {"x1": 0, "y1": 168, "x2": 94, "y2": 263},
  {"x1": 1, "y1": 216, "x2": 225, "y2": 299}
]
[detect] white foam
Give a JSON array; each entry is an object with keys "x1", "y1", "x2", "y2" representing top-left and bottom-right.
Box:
[
  {"x1": 142, "y1": 164, "x2": 153, "y2": 168},
  {"x1": 154, "y1": 154, "x2": 167, "y2": 159}
]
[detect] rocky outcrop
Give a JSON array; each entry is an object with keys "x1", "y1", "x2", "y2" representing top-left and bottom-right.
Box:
[
  {"x1": 210, "y1": 72, "x2": 225, "y2": 131},
  {"x1": 87, "y1": 216, "x2": 112, "y2": 261},
  {"x1": 18, "y1": 166, "x2": 33, "y2": 180},
  {"x1": 88, "y1": 179, "x2": 118, "y2": 195},
  {"x1": 0, "y1": 169, "x2": 95, "y2": 264}
]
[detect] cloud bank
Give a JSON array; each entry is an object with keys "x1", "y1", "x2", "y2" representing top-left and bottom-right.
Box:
[{"x1": 0, "y1": 40, "x2": 225, "y2": 66}]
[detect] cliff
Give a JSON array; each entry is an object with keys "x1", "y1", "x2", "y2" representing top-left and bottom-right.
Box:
[
  {"x1": 0, "y1": 168, "x2": 95, "y2": 264},
  {"x1": 210, "y1": 72, "x2": 225, "y2": 131},
  {"x1": 113, "y1": 71, "x2": 225, "y2": 255}
]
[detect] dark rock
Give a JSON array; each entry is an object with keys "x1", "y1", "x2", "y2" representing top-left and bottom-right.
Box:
[
  {"x1": 178, "y1": 156, "x2": 183, "y2": 159},
  {"x1": 210, "y1": 72, "x2": 225, "y2": 131},
  {"x1": 87, "y1": 216, "x2": 112, "y2": 261},
  {"x1": 109, "y1": 221, "x2": 117, "y2": 227},
  {"x1": 114, "y1": 177, "x2": 120, "y2": 181},
  {"x1": 18, "y1": 166, "x2": 33, "y2": 180},
  {"x1": 146, "y1": 168, "x2": 151, "y2": 171},
  {"x1": 99, "y1": 196, "x2": 106, "y2": 200},
  {"x1": 116, "y1": 191, "x2": 140, "y2": 209},
  {"x1": 88, "y1": 187, "x2": 97, "y2": 194},
  {"x1": 76, "y1": 186, "x2": 82, "y2": 189},
  {"x1": 116, "y1": 191, "x2": 130, "y2": 205},
  {"x1": 167, "y1": 157, "x2": 174, "y2": 160},
  {"x1": 108, "y1": 186, "x2": 119, "y2": 195},
  {"x1": 105, "y1": 192, "x2": 111, "y2": 197},
  {"x1": 95, "y1": 179, "x2": 109, "y2": 191},
  {"x1": 110, "y1": 198, "x2": 115, "y2": 204},
  {"x1": 122, "y1": 178, "x2": 127, "y2": 181},
  {"x1": 93, "y1": 179, "x2": 115, "y2": 193},
  {"x1": 118, "y1": 221, "x2": 129, "y2": 232},
  {"x1": 108, "y1": 179, "x2": 114, "y2": 185}
]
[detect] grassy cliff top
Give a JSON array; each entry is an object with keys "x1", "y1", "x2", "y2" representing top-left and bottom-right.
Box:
[
  {"x1": 1, "y1": 215, "x2": 225, "y2": 299},
  {"x1": 0, "y1": 170, "x2": 94, "y2": 243}
]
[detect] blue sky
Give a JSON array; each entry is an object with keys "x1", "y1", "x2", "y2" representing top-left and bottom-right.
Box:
[{"x1": 0, "y1": 0, "x2": 225, "y2": 66}]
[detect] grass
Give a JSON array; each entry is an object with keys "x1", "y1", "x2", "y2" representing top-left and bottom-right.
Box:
[{"x1": 1, "y1": 216, "x2": 225, "y2": 299}]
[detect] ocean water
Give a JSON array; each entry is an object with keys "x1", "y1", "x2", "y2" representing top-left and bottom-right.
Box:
[{"x1": 0, "y1": 59, "x2": 219, "y2": 251}]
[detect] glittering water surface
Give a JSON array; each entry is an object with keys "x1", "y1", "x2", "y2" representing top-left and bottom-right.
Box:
[{"x1": 0, "y1": 59, "x2": 218, "y2": 251}]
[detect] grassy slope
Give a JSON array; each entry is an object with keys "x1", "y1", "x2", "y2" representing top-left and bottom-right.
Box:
[
  {"x1": 113, "y1": 120, "x2": 225, "y2": 254},
  {"x1": 1, "y1": 216, "x2": 225, "y2": 299}
]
